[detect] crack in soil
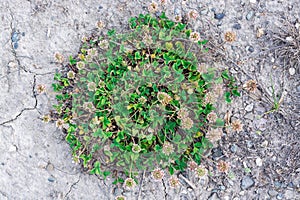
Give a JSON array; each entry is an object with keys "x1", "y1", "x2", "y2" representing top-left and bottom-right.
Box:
[
  {"x1": 162, "y1": 179, "x2": 167, "y2": 200},
  {"x1": 0, "y1": 75, "x2": 38, "y2": 126},
  {"x1": 64, "y1": 175, "x2": 81, "y2": 199}
]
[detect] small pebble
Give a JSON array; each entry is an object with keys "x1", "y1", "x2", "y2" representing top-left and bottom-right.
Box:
[
  {"x1": 241, "y1": 176, "x2": 255, "y2": 190},
  {"x1": 246, "y1": 45, "x2": 254, "y2": 53},
  {"x1": 268, "y1": 190, "x2": 278, "y2": 197},
  {"x1": 214, "y1": 13, "x2": 225, "y2": 20},
  {"x1": 249, "y1": 0, "x2": 256, "y2": 3},
  {"x1": 289, "y1": 68, "x2": 295, "y2": 75},
  {"x1": 246, "y1": 11, "x2": 254, "y2": 20},
  {"x1": 200, "y1": 8, "x2": 209, "y2": 15},
  {"x1": 13, "y1": 42, "x2": 19, "y2": 49},
  {"x1": 230, "y1": 145, "x2": 237, "y2": 153},
  {"x1": 233, "y1": 23, "x2": 241, "y2": 30},
  {"x1": 245, "y1": 103, "x2": 254, "y2": 112},
  {"x1": 48, "y1": 177, "x2": 55, "y2": 183},
  {"x1": 274, "y1": 181, "x2": 282, "y2": 188},
  {"x1": 246, "y1": 141, "x2": 253, "y2": 148},
  {"x1": 288, "y1": 182, "x2": 294, "y2": 188},
  {"x1": 256, "y1": 157, "x2": 263, "y2": 167},
  {"x1": 22, "y1": 32, "x2": 25, "y2": 36},
  {"x1": 219, "y1": 185, "x2": 226, "y2": 190},
  {"x1": 276, "y1": 193, "x2": 283, "y2": 200},
  {"x1": 11, "y1": 32, "x2": 18, "y2": 42},
  {"x1": 212, "y1": 147, "x2": 223, "y2": 158},
  {"x1": 155, "y1": 11, "x2": 161, "y2": 17},
  {"x1": 174, "y1": 8, "x2": 180, "y2": 15}
]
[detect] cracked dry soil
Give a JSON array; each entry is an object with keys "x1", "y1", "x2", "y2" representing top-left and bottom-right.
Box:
[{"x1": 0, "y1": 0, "x2": 299, "y2": 200}]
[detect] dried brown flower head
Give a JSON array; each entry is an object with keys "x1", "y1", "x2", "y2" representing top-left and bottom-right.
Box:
[
  {"x1": 42, "y1": 115, "x2": 51, "y2": 123},
  {"x1": 187, "y1": 161, "x2": 198, "y2": 171},
  {"x1": 148, "y1": 2, "x2": 158, "y2": 13},
  {"x1": 37, "y1": 84, "x2": 46, "y2": 94},
  {"x1": 96, "y1": 20, "x2": 105, "y2": 29},
  {"x1": 54, "y1": 52, "x2": 64, "y2": 63},
  {"x1": 206, "y1": 128, "x2": 223, "y2": 143},
  {"x1": 224, "y1": 31, "x2": 236, "y2": 42},
  {"x1": 207, "y1": 112, "x2": 217, "y2": 123},
  {"x1": 231, "y1": 120, "x2": 243, "y2": 132},
  {"x1": 174, "y1": 15, "x2": 182, "y2": 22},
  {"x1": 243, "y1": 79, "x2": 257, "y2": 92},
  {"x1": 217, "y1": 160, "x2": 230, "y2": 173},
  {"x1": 157, "y1": 91, "x2": 172, "y2": 105},
  {"x1": 188, "y1": 10, "x2": 198, "y2": 20}
]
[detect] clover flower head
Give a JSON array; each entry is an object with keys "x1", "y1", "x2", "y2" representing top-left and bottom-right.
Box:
[
  {"x1": 206, "y1": 128, "x2": 223, "y2": 143},
  {"x1": 96, "y1": 20, "x2": 105, "y2": 29},
  {"x1": 204, "y1": 92, "x2": 217, "y2": 105},
  {"x1": 224, "y1": 31, "x2": 236, "y2": 42},
  {"x1": 42, "y1": 115, "x2": 51, "y2": 123},
  {"x1": 76, "y1": 61, "x2": 85, "y2": 70},
  {"x1": 67, "y1": 71, "x2": 76, "y2": 79},
  {"x1": 231, "y1": 120, "x2": 243, "y2": 132},
  {"x1": 157, "y1": 91, "x2": 172, "y2": 105},
  {"x1": 181, "y1": 117, "x2": 194, "y2": 130},
  {"x1": 132, "y1": 144, "x2": 141, "y2": 153},
  {"x1": 37, "y1": 84, "x2": 46, "y2": 94},
  {"x1": 243, "y1": 79, "x2": 257, "y2": 92},
  {"x1": 87, "y1": 82, "x2": 97, "y2": 91},
  {"x1": 124, "y1": 178, "x2": 136, "y2": 190},
  {"x1": 187, "y1": 160, "x2": 198, "y2": 171},
  {"x1": 188, "y1": 10, "x2": 198, "y2": 20},
  {"x1": 87, "y1": 48, "x2": 98, "y2": 57},
  {"x1": 151, "y1": 168, "x2": 165, "y2": 181},
  {"x1": 54, "y1": 52, "x2": 64, "y2": 63},
  {"x1": 207, "y1": 112, "x2": 217, "y2": 123},
  {"x1": 217, "y1": 160, "x2": 230, "y2": 173},
  {"x1": 162, "y1": 141, "x2": 174, "y2": 156},
  {"x1": 99, "y1": 40, "x2": 109, "y2": 49},
  {"x1": 56, "y1": 119, "x2": 64, "y2": 129},
  {"x1": 148, "y1": 2, "x2": 158, "y2": 13},
  {"x1": 190, "y1": 31, "x2": 200, "y2": 42},
  {"x1": 195, "y1": 166, "x2": 208, "y2": 178},
  {"x1": 177, "y1": 108, "x2": 189, "y2": 119},
  {"x1": 174, "y1": 15, "x2": 182, "y2": 22},
  {"x1": 169, "y1": 176, "x2": 180, "y2": 188}
]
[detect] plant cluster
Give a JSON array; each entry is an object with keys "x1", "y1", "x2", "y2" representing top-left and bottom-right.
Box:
[{"x1": 50, "y1": 12, "x2": 240, "y2": 186}]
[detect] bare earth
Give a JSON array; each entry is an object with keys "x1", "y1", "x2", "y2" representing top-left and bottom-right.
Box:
[{"x1": 0, "y1": 0, "x2": 299, "y2": 199}]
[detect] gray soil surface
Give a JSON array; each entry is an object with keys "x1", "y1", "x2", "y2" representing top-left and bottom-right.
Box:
[{"x1": 0, "y1": 0, "x2": 299, "y2": 199}]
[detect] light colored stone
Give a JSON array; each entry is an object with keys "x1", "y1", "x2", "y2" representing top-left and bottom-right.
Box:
[
  {"x1": 256, "y1": 157, "x2": 263, "y2": 166},
  {"x1": 289, "y1": 67, "x2": 296, "y2": 75}
]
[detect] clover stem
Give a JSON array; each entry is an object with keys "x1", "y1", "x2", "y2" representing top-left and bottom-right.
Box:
[{"x1": 184, "y1": 43, "x2": 193, "y2": 59}]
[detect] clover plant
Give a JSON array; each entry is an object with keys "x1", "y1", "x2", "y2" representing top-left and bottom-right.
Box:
[{"x1": 51, "y1": 12, "x2": 239, "y2": 185}]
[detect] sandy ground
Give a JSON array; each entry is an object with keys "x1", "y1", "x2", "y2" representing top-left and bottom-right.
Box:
[{"x1": 0, "y1": 0, "x2": 299, "y2": 199}]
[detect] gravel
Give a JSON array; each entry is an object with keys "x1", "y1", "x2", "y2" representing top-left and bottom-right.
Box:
[{"x1": 241, "y1": 176, "x2": 255, "y2": 190}]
